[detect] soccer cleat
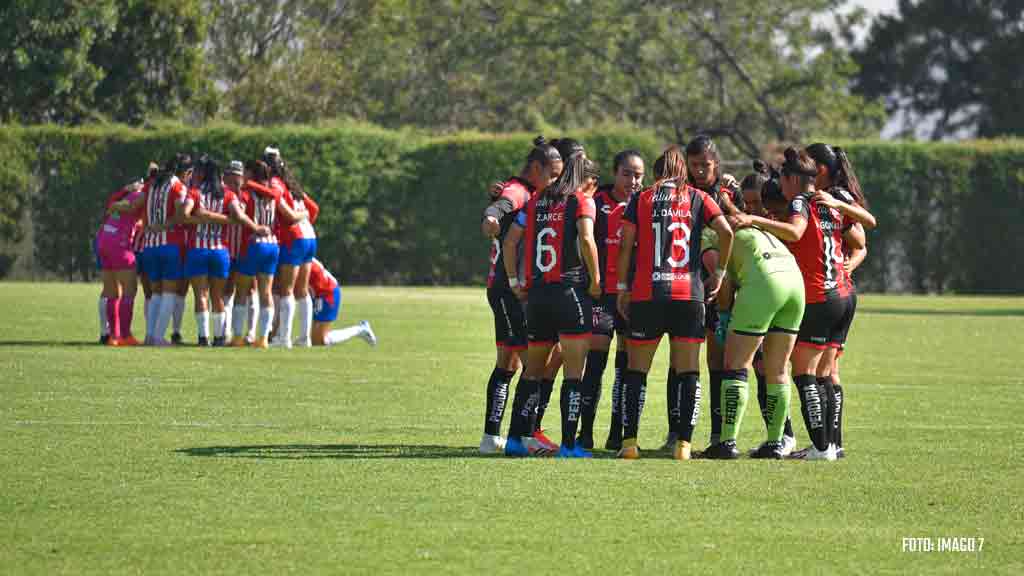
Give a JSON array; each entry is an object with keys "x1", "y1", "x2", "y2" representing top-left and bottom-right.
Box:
[
  {"x1": 293, "y1": 338, "x2": 312, "y2": 348},
  {"x1": 660, "y1": 431, "x2": 680, "y2": 452},
  {"x1": 557, "y1": 444, "x2": 594, "y2": 459},
  {"x1": 703, "y1": 441, "x2": 740, "y2": 460},
  {"x1": 212, "y1": 336, "x2": 226, "y2": 348},
  {"x1": 836, "y1": 447, "x2": 846, "y2": 459},
  {"x1": 604, "y1": 431, "x2": 623, "y2": 452},
  {"x1": 106, "y1": 337, "x2": 121, "y2": 347},
  {"x1": 575, "y1": 433, "x2": 594, "y2": 451},
  {"x1": 270, "y1": 337, "x2": 292, "y2": 349},
  {"x1": 99, "y1": 334, "x2": 110, "y2": 345},
  {"x1": 197, "y1": 336, "x2": 210, "y2": 347},
  {"x1": 781, "y1": 435, "x2": 797, "y2": 457},
  {"x1": 120, "y1": 336, "x2": 141, "y2": 347},
  {"x1": 673, "y1": 440, "x2": 693, "y2": 461},
  {"x1": 230, "y1": 336, "x2": 247, "y2": 348},
  {"x1": 802, "y1": 444, "x2": 837, "y2": 461},
  {"x1": 479, "y1": 434, "x2": 506, "y2": 454},
  {"x1": 750, "y1": 441, "x2": 784, "y2": 460},
  {"x1": 171, "y1": 332, "x2": 183, "y2": 345},
  {"x1": 359, "y1": 321, "x2": 378, "y2": 347},
  {"x1": 504, "y1": 436, "x2": 552, "y2": 457},
  {"x1": 617, "y1": 439, "x2": 641, "y2": 460},
  {"x1": 253, "y1": 337, "x2": 270, "y2": 349},
  {"x1": 532, "y1": 429, "x2": 558, "y2": 452}
]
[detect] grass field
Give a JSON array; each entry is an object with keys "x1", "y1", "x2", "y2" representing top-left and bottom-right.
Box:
[{"x1": 1, "y1": 283, "x2": 1021, "y2": 574}]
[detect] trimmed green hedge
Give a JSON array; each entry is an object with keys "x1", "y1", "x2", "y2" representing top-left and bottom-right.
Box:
[{"x1": 1, "y1": 124, "x2": 1021, "y2": 293}]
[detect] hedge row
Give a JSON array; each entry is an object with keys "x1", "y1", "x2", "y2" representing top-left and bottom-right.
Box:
[{"x1": 1, "y1": 123, "x2": 1021, "y2": 293}]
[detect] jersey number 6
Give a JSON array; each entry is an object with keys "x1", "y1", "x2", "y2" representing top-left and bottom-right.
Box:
[{"x1": 536, "y1": 227, "x2": 557, "y2": 273}]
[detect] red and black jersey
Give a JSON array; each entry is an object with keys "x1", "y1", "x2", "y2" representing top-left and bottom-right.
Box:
[
  {"x1": 624, "y1": 180, "x2": 723, "y2": 302},
  {"x1": 522, "y1": 190, "x2": 597, "y2": 289},
  {"x1": 487, "y1": 177, "x2": 534, "y2": 289},
  {"x1": 593, "y1": 185, "x2": 630, "y2": 294},
  {"x1": 694, "y1": 178, "x2": 742, "y2": 214},
  {"x1": 786, "y1": 193, "x2": 852, "y2": 304}
]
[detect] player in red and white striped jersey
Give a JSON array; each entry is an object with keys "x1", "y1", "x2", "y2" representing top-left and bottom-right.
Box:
[
  {"x1": 305, "y1": 258, "x2": 376, "y2": 347},
  {"x1": 221, "y1": 161, "x2": 256, "y2": 344}
]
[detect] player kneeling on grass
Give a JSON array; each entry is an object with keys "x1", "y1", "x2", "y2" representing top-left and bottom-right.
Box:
[
  {"x1": 308, "y1": 258, "x2": 376, "y2": 347},
  {"x1": 706, "y1": 174, "x2": 805, "y2": 459}
]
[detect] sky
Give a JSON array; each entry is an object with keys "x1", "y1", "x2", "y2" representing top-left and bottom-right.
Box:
[{"x1": 854, "y1": 0, "x2": 898, "y2": 14}]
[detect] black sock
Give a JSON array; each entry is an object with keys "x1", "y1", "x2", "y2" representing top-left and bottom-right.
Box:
[
  {"x1": 795, "y1": 374, "x2": 826, "y2": 450},
  {"x1": 710, "y1": 370, "x2": 724, "y2": 441},
  {"x1": 818, "y1": 376, "x2": 835, "y2": 447},
  {"x1": 533, "y1": 378, "x2": 555, "y2": 432},
  {"x1": 756, "y1": 369, "x2": 769, "y2": 428},
  {"x1": 608, "y1": 350, "x2": 626, "y2": 439},
  {"x1": 784, "y1": 416, "x2": 794, "y2": 438},
  {"x1": 833, "y1": 383, "x2": 844, "y2": 448},
  {"x1": 666, "y1": 369, "x2": 679, "y2": 436},
  {"x1": 580, "y1": 350, "x2": 609, "y2": 438},
  {"x1": 560, "y1": 378, "x2": 582, "y2": 448},
  {"x1": 676, "y1": 371, "x2": 701, "y2": 442},
  {"x1": 507, "y1": 378, "x2": 539, "y2": 440},
  {"x1": 484, "y1": 367, "x2": 515, "y2": 436},
  {"x1": 622, "y1": 369, "x2": 646, "y2": 440}
]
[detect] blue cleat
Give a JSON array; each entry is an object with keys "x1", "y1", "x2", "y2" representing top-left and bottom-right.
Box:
[
  {"x1": 505, "y1": 436, "x2": 531, "y2": 457},
  {"x1": 556, "y1": 444, "x2": 593, "y2": 458},
  {"x1": 572, "y1": 444, "x2": 593, "y2": 458}
]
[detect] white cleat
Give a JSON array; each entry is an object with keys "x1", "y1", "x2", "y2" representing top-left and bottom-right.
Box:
[
  {"x1": 804, "y1": 443, "x2": 837, "y2": 461},
  {"x1": 359, "y1": 321, "x2": 377, "y2": 347},
  {"x1": 781, "y1": 435, "x2": 797, "y2": 457},
  {"x1": 270, "y1": 337, "x2": 292, "y2": 349},
  {"x1": 479, "y1": 434, "x2": 506, "y2": 454},
  {"x1": 293, "y1": 338, "x2": 312, "y2": 348}
]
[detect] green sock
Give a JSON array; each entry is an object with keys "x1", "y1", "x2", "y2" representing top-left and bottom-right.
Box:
[
  {"x1": 765, "y1": 382, "x2": 791, "y2": 442},
  {"x1": 721, "y1": 372, "x2": 749, "y2": 443}
]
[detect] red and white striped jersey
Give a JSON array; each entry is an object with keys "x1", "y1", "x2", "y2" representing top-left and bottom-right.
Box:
[
  {"x1": 283, "y1": 191, "x2": 317, "y2": 243},
  {"x1": 309, "y1": 258, "x2": 339, "y2": 304},
  {"x1": 224, "y1": 184, "x2": 245, "y2": 259},
  {"x1": 243, "y1": 181, "x2": 283, "y2": 246},
  {"x1": 189, "y1": 187, "x2": 236, "y2": 250},
  {"x1": 142, "y1": 176, "x2": 187, "y2": 248}
]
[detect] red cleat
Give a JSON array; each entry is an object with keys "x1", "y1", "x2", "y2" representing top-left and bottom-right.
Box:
[
  {"x1": 120, "y1": 336, "x2": 141, "y2": 347},
  {"x1": 532, "y1": 429, "x2": 559, "y2": 452}
]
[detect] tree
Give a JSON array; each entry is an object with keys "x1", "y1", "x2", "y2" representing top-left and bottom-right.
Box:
[{"x1": 854, "y1": 0, "x2": 1024, "y2": 139}]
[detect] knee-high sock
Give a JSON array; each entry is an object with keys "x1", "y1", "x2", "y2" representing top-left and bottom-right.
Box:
[
  {"x1": 765, "y1": 382, "x2": 792, "y2": 443},
  {"x1": 325, "y1": 325, "x2": 362, "y2": 345},
  {"x1": 223, "y1": 294, "x2": 234, "y2": 338},
  {"x1": 484, "y1": 368, "x2": 515, "y2": 436},
  {"x1": 721, "y1": 369, "x2": 750, "y2": 444},
  {"x1": 756, "y1": 369, "x2": 769, "y2": 427},
  {"x1": 667, "y1": 369, "x2": 679, "y2": 435},
  {"x1": 119, "y1": 297, "x2": 134, "y2": 338},
  {"x1": 195, "y1": 310, "x2": 210, "y2": 339},
  {"x1": 98, "y1": 296, "x2": 109, "y2": 337},
  {"x1": 622, "y1": 369, "x2": 647, "y2": 441},
  {"x1": 297, "y1": 295, "x2": 313, "y2": 343},
  {"x1": 580, "y1": 349, "x2": 609, "y2": 438},
  {"x1": 608, "y1": 349, "x2": 627, "y2": 438},
  {"x1": 560, "y1": 378, "x2": 583, "y2": 448},
  {"x1": 819, "y1": 376, "x2": 836, "y2": 447},
  {"x1": 143, "y1": 297, "x2": 153, "y2": 336},
  {"x1": 257, "y1": 305, "x2": 275, "y2": 339},
  {"x1": 833, "y1": 383, "x2": 844, "y2": 448},
  {"x1": 676, "y1": 371, "x2": 702, "y2": 443},
  {"x1": 532, "y1": 379, "x2": 555, "y2": 432},
  {"x1": 212, "y1": 312, "x2": 226, "y2": 338},
  {"x1": 709, "y1": 370, "x2": 724, "y2": 443},
  {"x1": 272, "y1": 295, "x2": 282, "y2": 335},
  {"x1": 172, "y1": 295, "x2": 185, "y2": 334},
  {"x1": 796, "y1": 374, "x2": 827, "y2": 450},
  {"x1": 278, "y1": 295, "x2": 296, "y2": 343},
  {"x1": 146, "y1": 295, "x2": 161, "y2": 340},
  {"x1": 154, "y1": 293, "x2": 176, "y2": 341},
  {"x1": 507, "y1": 378, "x2": 540, "y2": 440},
  {"x1": 232, "y1": 300, "x2": 248, "y2": 339},
  {"x1": 106, "y1": 298, "x2": 121, "y2": 340}
]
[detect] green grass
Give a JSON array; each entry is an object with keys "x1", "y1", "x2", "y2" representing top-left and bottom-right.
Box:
[{"x1": 1, "y1": 284, "x2": 1021, "y2": 575}]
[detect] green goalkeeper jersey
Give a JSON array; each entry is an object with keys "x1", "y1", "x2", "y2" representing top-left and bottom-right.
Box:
[{"x1": 727, "y1": 227, "x2": 800, "y2": 287}]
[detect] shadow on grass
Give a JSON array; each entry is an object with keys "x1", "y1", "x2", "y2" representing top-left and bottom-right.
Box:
[
  {"x1": 859, "y1": 307, "x2": 1024, "y2": 318},
  {"x1": 0, "y1": 340, "x2": 103, "y2": 347},
  {"x1": 175, "y1": 443, "x2": 630, "y2": 460}
]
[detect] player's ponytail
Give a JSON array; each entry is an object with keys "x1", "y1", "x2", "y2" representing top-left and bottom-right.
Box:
[
  {"x1": 550, "y1": 138, "x2": 584, "y2": 161},
  {"x1": 653, "y1": 145, "x2": 688, "y2": 187},
  {"x1": 833, "y1": 147, "x2": 867, "y2": 208},
  {"x1": 526, "y1": 135, "x2": 561, "y2": 168},
  {"x1": 201, "y1": 158, "x2": 225, "y2": 201},
  {"x1": 545, "y1": 151, "x2": 589, "y2": 200},
  {"x1": 245, "y1": 159, "x2": 272, "y2": 183}
]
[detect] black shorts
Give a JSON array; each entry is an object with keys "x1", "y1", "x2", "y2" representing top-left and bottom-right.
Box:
[
  {"x1": 527, "y1": 283, "x2": 593, "y2": 345},
  {"x1": 627, "y1": 300, "x2": 706, "y2": 344},
  {"x1": 593, "y1": 294, "x2": 628, "y2": 338},
  {"x1": 837, "y1": 293, "x2": 857, "y2": 352},
  {"x1": 798, "y1": 296, "x2": 854, "y2": 350},
  {"x1": 488, "y1": 286, "x2": 527, "y2": 350}
]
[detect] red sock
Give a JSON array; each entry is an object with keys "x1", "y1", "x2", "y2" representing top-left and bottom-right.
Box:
[
  {"x1": 119, "y1": 297, "x2": 134, "y2": 338},
  {"x1": 107, "y1": 298, "x2": 121, "y2": 340}
]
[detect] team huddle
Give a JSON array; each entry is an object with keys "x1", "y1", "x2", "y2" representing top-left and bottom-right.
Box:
[
  {"x1": 94, "y1": 147, "x2": 376, "y2": 350},
  {"x1": 481, "y1": 136, "x2": 875, "y2": 461}
]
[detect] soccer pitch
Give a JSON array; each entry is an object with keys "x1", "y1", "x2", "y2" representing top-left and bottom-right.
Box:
[{"x1": 1, "y1": 283, "x2": 1021, "y2": 574}]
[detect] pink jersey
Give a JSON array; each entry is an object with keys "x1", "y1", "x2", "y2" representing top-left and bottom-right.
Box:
[
  {"x1": 142, "y1": 176, "x2": 188, "y2": 248},
  {"x1": 189, "y1": 187, "x2": 236, "y2": 250},
  {"x1": 99, "y1": 187, "x2": 143, "y2": 248}
]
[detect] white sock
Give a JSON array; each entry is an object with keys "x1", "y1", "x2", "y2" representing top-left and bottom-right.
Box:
[
  {"x1": 272, "y1": 295, "x2": 281, "y2": 335},
  {"x1": 146, "y1": 295, "x2": 161, "y2": 340},
  {"x1": 325, "y1": 325, "x2": 363, "y2": 346},
  {"x1": 155, "y1": 293, "x2": 176, "y2": 341},
  {"x1": 258, "y1": 306, "x2": 275, "y2": 339},
  {"x1": 143, "y1": 297, "x2": 152, "y2": 332},
  {"x1": 212, "y1": 312, "x2": 226, "y2": 338},
  {"x1": 196, "y1": 311, "x2": 210, "y2": 339},
  {"x1": 232, "y1": 301, "x2": 248, "y2": 339},
  {"x1": 223, "y1": 295, "x2": 234, "y2": 338},
  {"x1": 297, "y1": 295, "x2": 313, "y2": 343},
  {"x1": 99, "y1": 296, "x2": 109, "y2": 336},
  {"x1": 247, "y1": 298, "x2": 258, "y2": 339},
  {"x1": 279, "y1": 295, "x2": 295, "y2": 343},
  {"x1": 172, "y1": 295, "x2": 185, "y2": 334}
]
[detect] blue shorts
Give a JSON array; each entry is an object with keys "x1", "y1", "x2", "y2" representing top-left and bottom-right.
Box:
[
  {"x1": 239, "y1": 242, "x2": 280, "y2": 277},
  {"x1": 185, "y1": 248, "x2": 231, "y2": 279},
  {"x1": 230, "y1": 258, "x2": 241, "y2": 275},
  {"x1": 280, "y1": 238, "x2": 317, "y2": 266},
  {"x1": 143, "y1": 245, "x2": 184, "y2": 282},
  {"x1": 314, "y1": 286, "x2": 342, "y2": 323},
  {"x1": 135, "y1": 252, "x2": 145, "y2": 274}
]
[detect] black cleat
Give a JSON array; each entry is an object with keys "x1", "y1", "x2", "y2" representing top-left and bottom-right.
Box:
[
  {"x1": 99, "y1": 334, "x2": 110, "y2": 345},
  {"x1": 836, "y1": 447, "x2": 845, "y2": 459},
  {"x1": 750, "y1": 441, "x2": 784, "y2": 460},
  {"x1": 576, "y1": 434, "x2": 594, "y2": 451},
  {"x1": 212, "y1": 336, "x2": 226, "y2": 347},
  {"x1": 171, "y1": 332, "x2": 183, "y2": 345},
  {"x1": 604, "y1": 432, "x2": 622, "y2": 451},
  {"x1": 197, "y1": 336, "x2": 210, "y2": 347},
  {"x1": 703, "y1": 441, "x2": 740, "y2": 460}
]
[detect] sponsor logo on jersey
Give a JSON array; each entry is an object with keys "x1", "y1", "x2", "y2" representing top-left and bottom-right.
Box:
[{"x1": 652, "y1": 271, "x2": 690, "y2": 282}]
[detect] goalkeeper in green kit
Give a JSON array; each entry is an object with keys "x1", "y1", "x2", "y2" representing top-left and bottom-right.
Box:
[{"x1": 703, "y1": 174, "x2": 806, "y2": 459}]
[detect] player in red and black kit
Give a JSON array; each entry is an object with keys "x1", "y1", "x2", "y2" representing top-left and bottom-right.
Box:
[
  {"x1": 805, "y1": 143, "x2": 873, "y2": 459},
  {"x1": 615, "y1": 145, "x2": 734, "y2": 460},
  {"x1": 575, "y1": 150, "x2": 645, "y2": 451},
  {"x1": 503, "y1": 152, "x2": 602, "y2": 458},
  {"x1": 477, "y1": 137, "x2": 563, "y2": 454},
  {"x1": 729, "y1": 148, "x2": 875, "y2": 461}
]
